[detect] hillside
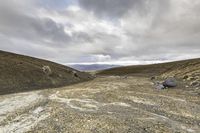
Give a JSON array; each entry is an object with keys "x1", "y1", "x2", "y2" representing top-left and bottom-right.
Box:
[
  {"x1": 0, "y1": 50, "x2": 93, "y2": 95},
  {"x1": 98, "y1": 58, "x2": 200, "y2": 78},
  {"x1": 0, "y1": 57, "x2": 200, "y2": 132}
]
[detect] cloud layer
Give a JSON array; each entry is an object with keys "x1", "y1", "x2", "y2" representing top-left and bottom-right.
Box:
[{"x1": 0, "y1": 0, "x2": 200, "y2": 65}]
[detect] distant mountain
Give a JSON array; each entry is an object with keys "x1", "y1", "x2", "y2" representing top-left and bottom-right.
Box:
[{"x1": 70, "y1": 64, "x2": 121, "y2": 71}]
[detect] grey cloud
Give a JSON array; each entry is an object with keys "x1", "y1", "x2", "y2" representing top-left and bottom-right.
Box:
[
  {"x1": 0, "y1": 0, "x2": 200, "y2": 64},
  {"x1": 32, "y1": 18, "x2": 71, "y2": 44},
  {"x1": 0, "y1": 2, "x2": 71, "y2": 47},
  {"x1": 72, "y1": 32, "x2": 94, "y2": 43},
  {"x1": 79, "y1": 0, "x2": 147, "y2": 18},
  {"x1": 0, "y1": 0, "x2": 91, "y2": 63}
]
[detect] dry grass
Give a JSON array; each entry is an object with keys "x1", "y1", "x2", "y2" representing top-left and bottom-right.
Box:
[
  {"x1": 98, "y1": 58, "x2": 200, "y2": 78},
  {"x1": 0, "y1": 50, "x2": 93, "y2": 95}
]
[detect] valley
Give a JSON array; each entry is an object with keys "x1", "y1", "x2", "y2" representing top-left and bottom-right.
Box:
[{"x1": 0, "y1": 76, "x2": 200, "y2": 133}]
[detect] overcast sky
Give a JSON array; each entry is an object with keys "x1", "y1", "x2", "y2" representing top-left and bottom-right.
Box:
[{"x1": 0, "y1": 0, "x2": 200, "y2": 65}]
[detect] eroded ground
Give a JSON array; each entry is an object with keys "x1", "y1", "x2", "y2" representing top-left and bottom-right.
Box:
[{"x1": 0, "y1": 76, "x2": 200, "y2": 133}]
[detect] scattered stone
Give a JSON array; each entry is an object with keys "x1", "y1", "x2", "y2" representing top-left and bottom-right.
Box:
[
  {"x1": 190, "y1": 81, "x2": 200, "y2": 87},
  {"x1": 121, "y1": 76, "x2": 128, "y2": 79},
  {"x1": 33, "y1": 107, "x2": 44, "y2": 115},
  {"x1": 195, "y1": 76, "x2": 199, "y2": 79},
  {"x1": 183, "y1": 75, "x2": 189, "y2": 80},
  {"x1": 72, "y1": 70, "x2": 79, "y2": 78},
  {"x1": 42, "y1": 66, "x2": 52, "y2": 76},
  {"x1": 185, "y1": 85, "x2": 189, "y2": 88},
  {"x1": 187, "y1": 77, "x2": 196, "y2": 81},
  {"x1": 151, "y1": 76, "x2": 156, "y2": 80},
  {"x1": 65, "y1": 68, "x2": 71, "y2": 73},
  {"x1": 155, "y1": 84, "x2": 165, "y2": 90},
  {"x1": 163, "y1": 78, "x2": 177, "y2": 88},
  {"x1": 154, "y1": 81, "x2": 165, "y2": 89},
  {"x1": 125, "y1": 76, "x2": 128, "y2": 79}
]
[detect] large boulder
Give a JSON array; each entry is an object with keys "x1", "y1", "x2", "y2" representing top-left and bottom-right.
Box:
[{"x1": 163, "y1": 77, "x2": 177, "y2": 87}]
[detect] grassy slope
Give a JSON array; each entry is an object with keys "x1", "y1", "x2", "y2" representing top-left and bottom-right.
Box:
[
  {"x1": 98, "y1": 58, "x2": 200, "y2": 78},
  {"x1": 0, "y1": 50, "x2": 93, "y2": 95}
]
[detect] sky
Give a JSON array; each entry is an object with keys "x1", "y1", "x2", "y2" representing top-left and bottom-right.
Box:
[{"x1": 0, "y1": 0, "x2": 200, "y2": 65}]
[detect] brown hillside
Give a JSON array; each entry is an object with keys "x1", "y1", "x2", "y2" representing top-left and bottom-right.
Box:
[
  {"x1": 0, "y1": 50, "x2": 93, "y2": 95},
  {"x1": 98, "y1": 58, "x2": 200, "y2": 79}
]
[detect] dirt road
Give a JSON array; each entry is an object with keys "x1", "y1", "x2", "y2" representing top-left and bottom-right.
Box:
[{"x1": 0, "y1": 76, "x2": 200, "y2": 133}]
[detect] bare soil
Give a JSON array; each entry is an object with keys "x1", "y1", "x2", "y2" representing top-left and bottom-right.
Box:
[{"x1": 0, "y1": 76, "x2": 200, "y2": 133}]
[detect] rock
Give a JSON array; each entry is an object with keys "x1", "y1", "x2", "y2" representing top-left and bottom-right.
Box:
[
  {"x1": 187, "y1": 77, "x2": 196, "y2": 81},
  {"x1": 154, "y1": 81, "x2": 165, "y2": 89},
  {"x1": 17, "y1": 62, "x2": 23, "y2": 65},
  {"x1": 72, "y1": 70, "x2": 79, "y2": 78},
  {"x1": 195, "y1": 76, "x2": 199, "y2": 79},
  {"x1": 121, "y1": 76, "x2": 128, "y2": 79},
  {"x1": 163, "y1": 77, "x2": 177, "y2": 87},
  {"x1": 183, "y1": 75, "x2": 189, "y2": 80},
  {"x1": 190, "y1": 81, "x2": 200, "y2": 87},
  {"x1": 155, "y1": 84, "x2": 165, "y2": 90},
  {"x1": 58, "y1": 74, "x2": 62, "y2": 77},
  {"x1": 151, "y1": 76, "x2": 156, "y2": 80},
  {"x1": 42, "y1": 66, "x2": 52, "y2": 75}
]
